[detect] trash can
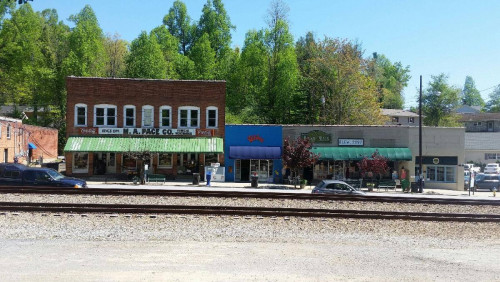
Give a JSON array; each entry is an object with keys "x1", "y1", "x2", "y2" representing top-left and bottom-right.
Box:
[
  {"x1": 193, "y1": 173, "x2": 200, "y2": 185},
  {"x1": 410, "y1": 182, "x2": 418, "y2": 193},
  {"x1": 251, "y1": 176, "x2": 259, "y2": 188}
]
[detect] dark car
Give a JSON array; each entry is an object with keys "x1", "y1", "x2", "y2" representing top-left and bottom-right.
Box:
[
  {"x1": 0, "y1": 163, "x2": 87, "y2": 188},
  {"x1": 474, "y1": 173, "x2": 500, "y2": 191},
  {"x1": 312, "y1": 180, "x2": 365, "y2": 195}
]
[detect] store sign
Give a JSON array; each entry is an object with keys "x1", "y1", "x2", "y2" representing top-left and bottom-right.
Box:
[
  {"x1": 338, "y1": 138, "x2": 364, "y2": 146},
  {"x1": 79, "y1": 127, "x2": 98, "y2": 135},
  {"x1": 433, "y1": 158, "x2": 440, "y2": 164},
  {"x1": 301, "y1": 130, "x2": 331, "y2": 144},
  {"x1": 248, "y1": 135, "x2": 264, "y2": 143},
  {"x1": 196, "y1": 129, "x2": 215, "y2": 137},
  {"x1": 93, "y1": 127, "x2": 196, "y2": 136}
]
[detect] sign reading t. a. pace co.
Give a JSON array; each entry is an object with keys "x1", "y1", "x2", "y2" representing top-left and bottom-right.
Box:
[
  {"x1": 97, "y1": 127, "x2": 196, "y2": 136},
  {"x1": 301, "y1": 130, "x2": 331, "y2": 144}
]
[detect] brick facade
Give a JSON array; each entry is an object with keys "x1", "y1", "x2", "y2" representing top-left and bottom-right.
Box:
[
  {"x1": 0, "y1": 116, "x2": 58, "y2": 164},
  {"x1": 65, "y1": 77, "x2": 226, "y2": 177}
]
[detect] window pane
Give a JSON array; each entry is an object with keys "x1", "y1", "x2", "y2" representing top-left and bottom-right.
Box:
[
  {"x1": 437, "y1": 167, "x2": 445, "y2": 181},
  {"x1": 159, "y1": 153, "x2": 173, "y2": 167},
  {"x1": 96, "y1": 108, "x2": 104, "y2": 116},
  {"x1": 161, "y1": 109, "x2": 170, "y2": 127},
  {"x1": 107, "y1": 108, "x2": 115, "y2": 117},
  {"x1": 77, "y1": 116, "x2": 86, "y2": 125},
  {"x1": 190, "y1": 110, "x2": 198, "y2": 127},
  {"x1": 180, "y1": 110, "x2": 188, "y2": 127},
  {"x1": 427, "y1": 166, "x2": 436, "y2": 181},
  {"x1": 125, "y1": 108, "x2": 134, "y2": 126},
  {"x1": 107, "y1": 117, "x2": 115, "y2": 126},
  {"x1": 445, "y1": 167, "x2": 455, "y2": 182},
  {"x1": 144, "y1": 108, "x2": 153, "y2": 126},
  {"x1": 208, "y1": 110, "x2": 216, "y2": 127},
  {"x1": 96, "y1": 117, "x2": 104, "y2": 125}
]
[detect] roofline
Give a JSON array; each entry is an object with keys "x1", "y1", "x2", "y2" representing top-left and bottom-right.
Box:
[{"x1": 66, "y1": 76, "x2": 226, "y2": 83}]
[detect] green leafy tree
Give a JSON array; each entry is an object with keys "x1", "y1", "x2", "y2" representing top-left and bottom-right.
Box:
[
  {"x1": 196, "y1": 0, "x2": 234, "y2": 60},
  {"x1": 307, "y1": 37, "x2": 384, "y2": 125},
  {"x1": 369, "y1": 52, "x2": 410, "y2": 109},
  {"x1": 104, "y1": 33, "x2": 128, "y2": 78},
  {"x1": 422, "y1": 73, "x2": 461, "y2": 126},
  {"x1": 484, "y1": 85, "x2": 500, "y2": 112},
  {"x1": 0, "y1": 0, "x2": 15, "y2": 30},
  {"x1": 126, "y1": 31, "x2": 167, "y2": 79},
  {"x1": 461, "y1": 75, "x2": 484, "y2": 106},
  {"x1": 163, "y1": 0, "x2": 194, "y2": 54},
  {"x1": 63, "y1": 5, "x2": 107, "y2": 77},
  {"x1": 295, "y1": 32, "x2": 320, "y2": 124},
  {"x1": 189, "y1": 33, "x2": 215, "y2": 80}
]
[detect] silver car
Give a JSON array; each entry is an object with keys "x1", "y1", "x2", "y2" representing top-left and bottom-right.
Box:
[{"x1": 312, "y1": 180, "x2": 365, "y2": 195}]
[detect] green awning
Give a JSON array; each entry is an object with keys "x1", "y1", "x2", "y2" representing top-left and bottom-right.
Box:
[
  {"x1": 64, "y1": 137, "x2": 223, "y2": 153},
  {"x1": 311, "y1": 147, "x2": 412, "y2": 161}
]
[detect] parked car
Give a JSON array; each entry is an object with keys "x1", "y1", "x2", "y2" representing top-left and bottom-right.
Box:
[
  {"x1": 474, "y1": 173, "x2": 500, "y2": 191},
  {"x1": 484, "y1": 163, "x2": 500, "y2": 174},
  {"x1": 463, "y1": 163, "x2": 480, "y2": 173},
  {"x1": 464, "y1": 171, "x2": 471, "y2": 191},
  {"x1": 312, "y1": 180, "x2": 365, "y2": 195},
  {"x1": 0, "y1": 163, "x2": 87, "y2": 188}
]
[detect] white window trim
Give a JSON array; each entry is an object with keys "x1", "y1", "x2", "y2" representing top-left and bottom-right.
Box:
[
  {"x1": 142, "y1": 105, "x2": 154, "y2": 128},
  {"x1": 159, "y1": 106, "x2": 172, "y2": 128},
  {"x1": 123, "y1": 105, "x2": 136, "y2": 128},
  {"x1": 206, "y1": 106, "x2": 218, "y2": 128},
  {"x1": 157, "y1": 153, "x2": 173, "y2": 168},
  {"x1": 178, "y1": 106, "x2": 200, "y2": 128},
  {"x1": 6, "y1": 124, "x2": 11, "y2": 139},
  {"x1": 94, "y1": 104, "x2": 117, "y2": 127},
  {"x1": 0, "y1": 124, "x2": 2, "y2": 138},
  {"x1": 74, "y1": 103, "x2": 87, "y2": 127}
]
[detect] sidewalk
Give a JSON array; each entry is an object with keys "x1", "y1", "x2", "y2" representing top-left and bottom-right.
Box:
[{"x1": 85, "y1": 179, "x2": 499, "y2": 199}]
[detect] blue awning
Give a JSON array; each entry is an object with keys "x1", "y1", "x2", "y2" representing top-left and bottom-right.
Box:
[
  {"x1": 28, "y1": 143, "x2": 37, "y2": 149},
  {"x1": 229, "y1": 146, "x2": 281, "y2": 159}
]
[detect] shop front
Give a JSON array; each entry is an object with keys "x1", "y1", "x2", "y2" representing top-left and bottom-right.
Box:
[
  {"x1": 64, "y1": 136, "x2": 224, "y2": 179},
  {"x1": 225, "y1": 125, "x2": 283, "y2": 183}
]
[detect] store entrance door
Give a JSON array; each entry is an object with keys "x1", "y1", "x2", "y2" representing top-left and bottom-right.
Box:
[{"x1": 240, "y1": 160, "x2": 250, "y2": 181}]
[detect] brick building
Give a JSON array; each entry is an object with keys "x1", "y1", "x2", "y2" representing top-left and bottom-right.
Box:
[
  {"x1": 64, "y1": 77, "x2": 225, "y2": 178},
  {"x1": 0, "y1": 116, "x2": 58, "y2": 164}
]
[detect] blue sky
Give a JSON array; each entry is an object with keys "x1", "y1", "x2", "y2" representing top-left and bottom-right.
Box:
[{"x1": 29, "y1": 0, "x2": 500, "y2": 108}]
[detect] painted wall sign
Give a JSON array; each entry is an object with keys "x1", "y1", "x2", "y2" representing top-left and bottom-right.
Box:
[
  {"x1": 338, "y1": 138, "x2": 364, "y2": 146},
  {"x1": 96, "y1": 127, "x2": 196, "y2": 136},
  {"x1": 196, "y1": 129, "x2": 215, "y2": 137},
  {"x1": 248, "y1": 135, "x2": 264, "y2": 143},
  {"x1": 79, "y1": 127, "x2": 97, "y2": 135},
  {"x1": 301, "y1": 130, "x2": 331, "y2": 144}
]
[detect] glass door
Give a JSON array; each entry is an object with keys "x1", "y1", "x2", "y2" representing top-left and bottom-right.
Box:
[
  {"x1": 235, "y1": 159, "x2": 241, "y2": 181},
  {"x1": 106, "y1": 153, "x2": 116, "y2": 173}
]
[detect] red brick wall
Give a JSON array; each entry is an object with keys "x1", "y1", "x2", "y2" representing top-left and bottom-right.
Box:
[
  {"x1": 66, "y1": 77, "x2": 226, "y2": 137},
  {"x1": 0, "y1": 119, "x2": 58, "y2": 164}
]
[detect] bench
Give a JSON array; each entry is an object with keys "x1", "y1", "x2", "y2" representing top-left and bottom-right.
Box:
[
  {"x1": 147, "y1": 174, "x2": 166, "y2": 184},
  {"x1": 377, "y1": 180, "x2": 397, "y2": 191}
]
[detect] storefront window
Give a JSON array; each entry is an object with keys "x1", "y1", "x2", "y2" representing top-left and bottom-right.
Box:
[
  {"x1": 426, "y1": 166, "x2": 456, "y2": 182},
  {"x1": 177, "y1": 153, "x2": 198, "y2": 174},
  {"x1": 314, "y1": 161, "x2": 329, "y2": 180},
  {"x1": 122, "y1": 155, "x2": 137, "y2": 172},
  {"x1": 73, "y1": 153, "x2": 88, "y2": 173},
  {"x1": 158, "y1": 153, "x2": 173, "y2": 168},
  {"x1": 204, "y1": 153, "x2": 218, "y2": 166}
]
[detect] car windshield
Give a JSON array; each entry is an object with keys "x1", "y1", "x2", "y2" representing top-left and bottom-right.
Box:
[{"x1": 46, "y1": 169, "x2": 64, "y2": 180}]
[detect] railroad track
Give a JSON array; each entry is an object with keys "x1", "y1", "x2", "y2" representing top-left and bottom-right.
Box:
[
  {"x1": 1, "y1": 201, "x2": 499, "y2": 222},
  {"x1": 0, "y1": 186, "x2": 499, "y2": 206}
]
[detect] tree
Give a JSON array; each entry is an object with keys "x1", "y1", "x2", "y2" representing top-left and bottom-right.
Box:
[
  {"x1": 282, "y1": 137, "x2": 319, "y2": 187},
  {"x1": 356, "y1": 151, "x2": 389, "y2": 181},
  {"x1": 484, "y1": 85, "x2": 500, "y2": 112},
  {"x1": 369, "y1": 52, "x2": 410, "y2": 109},
  {"x1": 295, "y1": 32, "x2": 320, "y2": 124},
  {"x1": 62, "y1": 5, "x2": 107, "y2": 77},
  {"x1": 126, "y1": 31, "x2": 167, "y2": 79},
  {"x1": 307, "y1": 37, "x2": 384, "y2": 125},
  {"x1": 422, "y1": 73, "x2": 461, "y2": 126},
  {"x1": 461, "y1": 76, "x2": 484, "y2": 106},
  {"x1": 189, "y1": 33, "x2": 216, "y2": 80},
  {"x1": 104, "y1": 33, "x2": 128, "y2": 78},
  {"x1": 163, "y1": 0, "x2": 193, "y2": 54}
]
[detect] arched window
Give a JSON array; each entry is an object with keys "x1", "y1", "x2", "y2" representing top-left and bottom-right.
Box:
[
  {"x1": 178, "y1": 106, "x2": 200, "y2": 128},
  {"x1": 206, "y1": 106, "x2": 218, "y2": 128},
  {"x1": 159, "y1": 106, "x2": 172, "y2": 128},
  {"x1": 94, "y1": 104, "x2": 117, "y2": 127},
  {"x1": 123, "y1": 105, "x2": 136, "y2": 128},
  {"x1": 142, "y1": 105, "x2": 154, "y2": 127}
]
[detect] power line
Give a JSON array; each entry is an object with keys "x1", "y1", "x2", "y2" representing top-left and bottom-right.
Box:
[{"x1": 479, "y1": 85, "x2": 499, "y2": 93}]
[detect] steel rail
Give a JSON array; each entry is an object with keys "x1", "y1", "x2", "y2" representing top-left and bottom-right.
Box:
[
  {"x1": 1, "y1": 201, "x2": 499, "y2": 222},
  {"x1": 0, "y1": 186, "x2": 499, "y2": 206}
]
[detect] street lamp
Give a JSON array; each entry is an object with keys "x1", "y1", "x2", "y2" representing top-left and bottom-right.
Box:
[{"x1": 419, "y1": 76, "x2": 423, "y2": 193}]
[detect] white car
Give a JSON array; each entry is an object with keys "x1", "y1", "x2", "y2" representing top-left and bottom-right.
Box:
[{"x1": 484, "y1": 163, "x2": 500, "y2": 174}]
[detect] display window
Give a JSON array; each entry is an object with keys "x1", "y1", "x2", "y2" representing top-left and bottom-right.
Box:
[
  {"x1": 158, "y1": 153, "x2": 173, "y2": 168},
  {"x1": 73, "y1": 153, "x2": 89, "y2": 173}
]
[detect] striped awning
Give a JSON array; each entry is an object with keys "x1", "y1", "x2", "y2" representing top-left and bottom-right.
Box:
[
  {"x1": 64, "y1": 137, "x2": 223, "y2": 153},
  {"x1": 311, "y1": 147, "x2": 412, "y2": 161}
]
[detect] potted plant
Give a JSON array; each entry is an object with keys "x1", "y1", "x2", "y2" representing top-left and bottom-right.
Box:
[
  {"x1": 366, "y1": 182, "x2": 375, "y2": 191},
  {"x1": 300, "y1": 179, "x2": 307, "y2": 189}
]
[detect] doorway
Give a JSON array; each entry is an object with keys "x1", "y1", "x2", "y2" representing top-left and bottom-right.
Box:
[
  {"x1": 240, "y1": 160, "x2": 250, "y2": 181},
  {"x1": 93, "y1": 153, "x2": 116, "y2": 174}
]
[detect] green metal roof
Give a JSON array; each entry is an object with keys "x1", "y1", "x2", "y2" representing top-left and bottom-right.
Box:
[
  {"x1": 311, "y1": 147, "x2": 412, "y2": 161},
  {"x1": 64, "y1": 137, "x2": 223, "y2": 153}
]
